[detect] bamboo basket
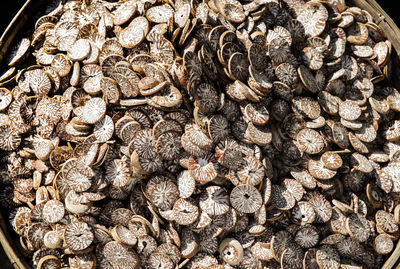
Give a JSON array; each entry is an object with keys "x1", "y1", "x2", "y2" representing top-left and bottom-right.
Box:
[
  {"x1": 1, "y1": 0, "x2": 400, "y2": 268},
  {"x1": 0, "y1": 2, "x2": 47, "y2": 268}
]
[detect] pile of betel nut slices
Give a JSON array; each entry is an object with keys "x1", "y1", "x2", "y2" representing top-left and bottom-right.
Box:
[{"x1": 0, "y1": 0, "x2": 400, "y2": 268}]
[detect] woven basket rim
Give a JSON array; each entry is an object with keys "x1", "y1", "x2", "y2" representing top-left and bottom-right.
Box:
[
  {"x1": 0, "y1": 0, "x2": 44, "y2": 268},
  {"x1": 1, "y1": 0, "x2": 400, "y2": 268}
]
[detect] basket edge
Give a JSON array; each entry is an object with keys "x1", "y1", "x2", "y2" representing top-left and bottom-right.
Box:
[
  {"x1": 0, "y1": 0, "x2": 43, "y2": 268},
  {"x1": 0, "y1": 0, "x2": 400, "y2": 268}
]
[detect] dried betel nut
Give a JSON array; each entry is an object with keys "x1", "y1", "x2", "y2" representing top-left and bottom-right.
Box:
[
  {"x1": 1, "y1": 0, "x2": 400, "y2": 268},
  {"x1": 218, "y1": 238, "x2": 244, "y2": 265}
]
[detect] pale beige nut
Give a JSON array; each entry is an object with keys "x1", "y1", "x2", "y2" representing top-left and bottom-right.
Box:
[
  {"x1": 42, "y1": 199, "x2": 65, "y2": 224},
  {"x1": 43, "y1": 230, "x2": 63, "y2": 249},
  {"x1": 64, "y1": 221, "x2": 94, "y2": 251},
  {"x1": 219, "y1": 238, "x2": 243, "y2": 265}
]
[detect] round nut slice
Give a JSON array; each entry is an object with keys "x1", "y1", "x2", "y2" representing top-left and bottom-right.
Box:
[
  {"x1": 271, "y1": 184, "x2": 296, "y2": 211},
  {"x1": 177, "y1": 170, "x2": 195, "y2": 199},
  {"x1": 308, "y1": 192, "x2": 332, "y2": 223},
  {"x1": 291, "y1": 201, "x2": 316, "y2": 225},
  {"x1": 283, "y1": 178, "x2": 305, "y2": 202},
  {"x1": 113, "y1": 0, "x2": 137, "y2": 26},
  {"x1": 119, "y1": 17, "x2": 149, "y2": 49},
  {"x1": 230, "y1": 184, "x2": 262, "y2": 214},
  {"x1": 43, "y1": 231, "x2": 63, "y2": 249},
  {"x1": 295, "y1": 225, "x2": 319, "y2": 249},
  {"x1": 303, "y1": 248, "x2": 318, "y2": 269},
  {"x1": 67, "y1": 39, "x2": 91, "y2": 61},
  {"x1": 219, "y1": 238, "x2": 244, "y2": 265},
  {"x1": 64, "y1": 221, "x2": 94, "y2": 252},
  {"x1": 296, "y1": 128, "x2": 325, "y2": 155},
  {"x1": 376, "y1": 210, "x2": 398, "y2": 234},
  {"x1": 374, "y1": 233, "x2": 394, "y2": 255},
  {"x1": 172, "y1": 198, "x2": 199, "y2": 226},
  {"x1": 347, "y1": 22, "x2": 369, "y2": 45},
  {"x1": 146, "y1": 4, "x2": 174, "y2": 24},
  {"x1": 308, "y1": 159, "x2": 337, "y2": 180},
  {"x1": 345, "y1": 213, "x2": 371, "y2": 243},
  {"x1": 199, "y1": 185, "x2": 230, "y2": 216},
  {"x1": 320, "y1": 151, "x2": 342, "y2": 170},
  {"x1": 0, "y1": 87, "x2": 13, "y2": 111},
  {"x1": 366, "y1": 183, "x2": 383, "y2": 208},
  {"x1": 315, "y1": 245, "x2": 340, "y2": 269},
  {"x1": 270, "y1": 231, "x2": 294, "y2": 262},
  {"x1": 103, "y1": 241, "x2": 140, "y2": 269},
  {"x1": 145, "y1": 252, "x2": 174, "y2": 269},
  {"x1": 42, "y1": 199, "x2": 64, "y2": 224},
  {"x1": 37, "y1": 255, "x2": 61, "y2": 269},
  {"x1": 281, "y1": 245, "x2": 304, "y2": 269},
  {"x1": 77, "y1": 97, "x2": 106, "y2": 124},
  {"x1": 27, "y1": 223, "x2": 51, "y2": 249},
  {"x1": 250, "y1": 241, "x2": 274, "y2": 261},
  {"x1": 111, "y1": 225, "x2": 137, "y2": 247},
  {"x1": 339, "y1": 100, "x2": 362, "y2": 121}
]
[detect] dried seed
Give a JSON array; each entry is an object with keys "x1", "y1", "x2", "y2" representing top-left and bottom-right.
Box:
[
  {"x1": 292, "y1": 97, "x2": 321, "y2": 120},
  {"x1": 42, "y1": 199, "x2": 64, "y2": 224},
  {"x1": 376, "y1": 210, "x2": 398, "y2": 234},
  {"x1": 296, "y1": 128, "x2": 325, "y2": 155},
  {"x1": 103, "y1": 241, "x2": 139, "y2": 269},
  {"x1": 321, "y1": 151, "x2": 342, "y2": 170},
  {"x1": 177, "y1": 170, "x2": 195, "y2": 199},
  {"x1": 119, "y1": 17, "x2": 149, "y2": 49},
  {"x1": 345, "y1": 213, "x2": 371, "y2": 242},
  {"x1": 308, "y1": 159, "x2": 337, "y2": 180},
  {"x1": 113, "y1": 0, "x2": 137, "y2": 26},
  {"x1": 67, "y1": 39, "x2": 91, "y2": 61},
  {"x1": 1, "y1": 1, "x2": 399, "y2": 267},
  {"x1": 303, "y1": 248, "x2": 318, "y2": 269},
  {"x1": 315, "y1": 245, "x2": 340, "y2": 269},
  {"x1": 291, "y1": 201, "x2": 316, "y2": 225},
  {"x1": 230, "y1": 184, "x2": 262, "y2": 214},
  {"x1": 64, "y1": 221, "x2": 94, "y2": 252},
  {"x1": 271, "y1": 231, "x2": 294, "y2": 262},
  {"x1": 339, "y1": 100, "x2": 362, "y2": 121},
  {"x1": 280, "y1": 245, "x2": 304, "y2": 269},
  {"x1": 308, "y1": 192, "x2": 332, "y2": 223},
  {"x1": 374, "y1": 233, "x2": 393, "y2": 255},
  {"x1": 295, "y1": 225, "x2": 319, "y2": 248},
  {"x1": 271, "y1": 184, "x2": 296, "y2": 211},
  {"x1": 297, "y1": 1, "x2": 328, "y2": 37},
  {"x1": 37, "y1": 255, "x2": 61, "y2": 269},
  {"x1": 51, "y1": 54, "x2": 72, "y2": 77},
  {"x1": 173, "y1": 198, "x2": 199, "y2": 226}
]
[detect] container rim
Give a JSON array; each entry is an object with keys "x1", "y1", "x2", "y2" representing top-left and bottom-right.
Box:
[
  {"x1": 0, "y1": 1, "x2": 44, "y2": 268},
  {"x1": 1, "y1": 0, "x2": 400, "y2": 269}
]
